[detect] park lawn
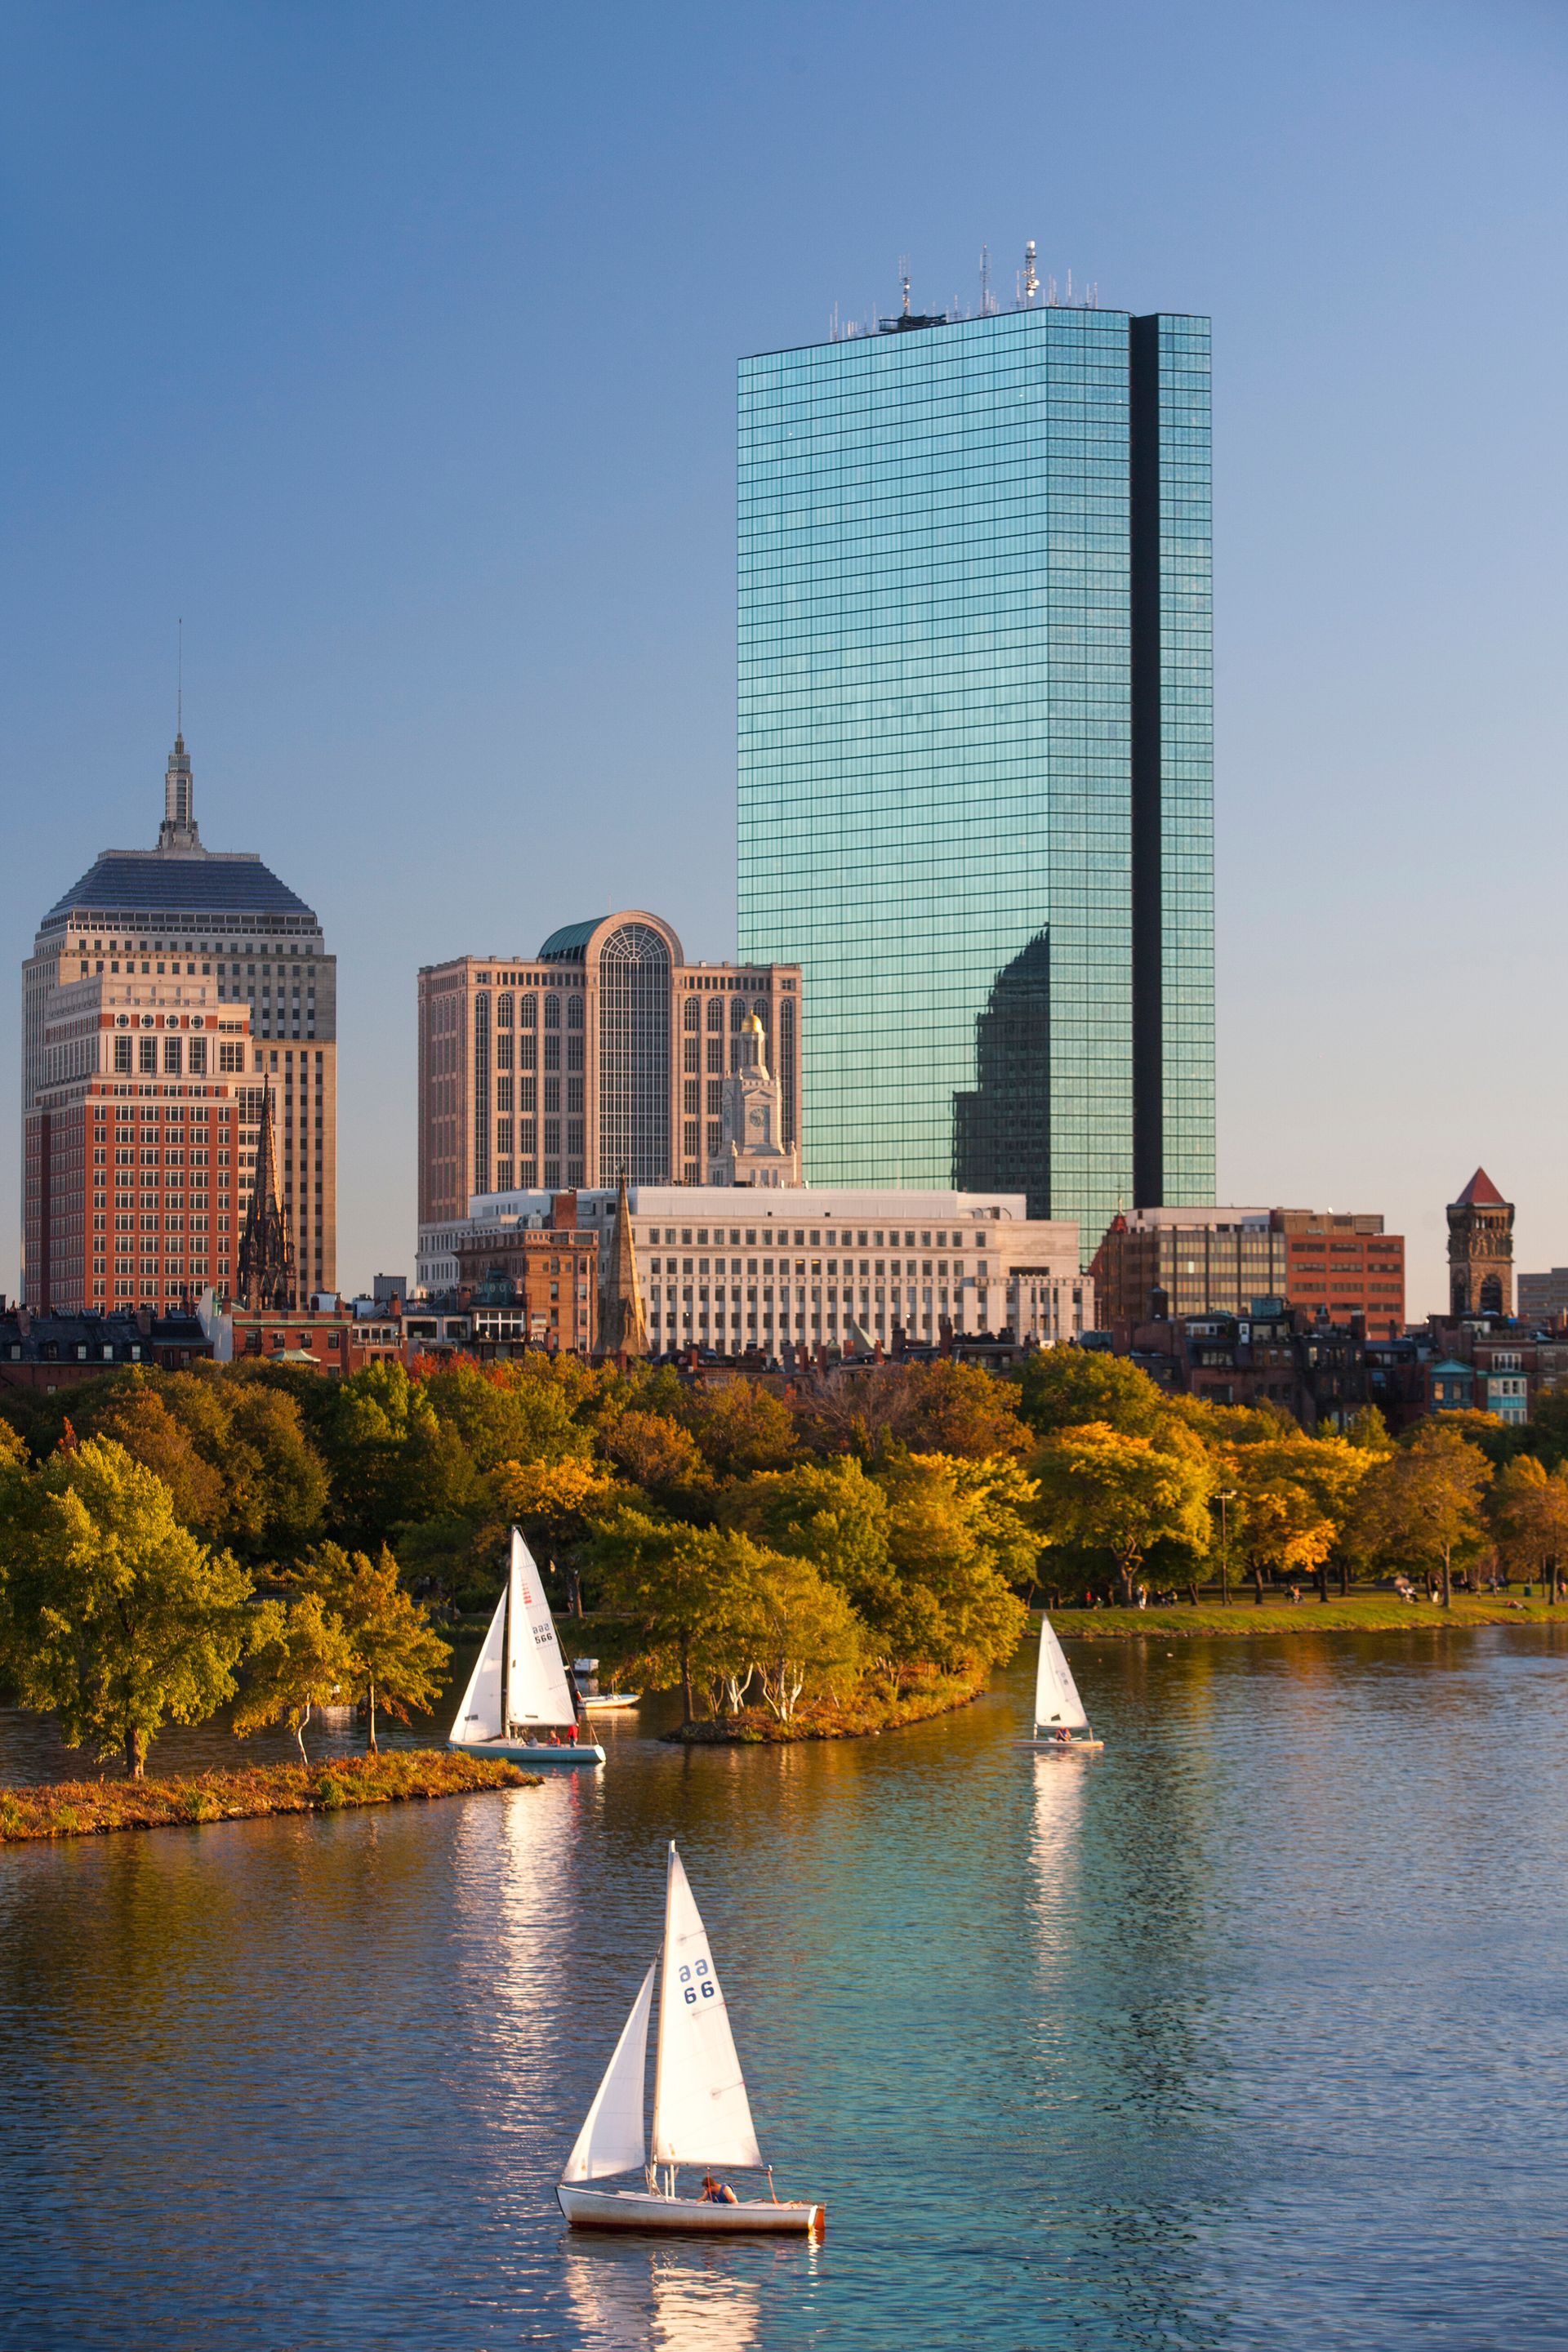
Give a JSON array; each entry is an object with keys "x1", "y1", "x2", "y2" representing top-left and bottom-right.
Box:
[
  {"x1": 673, "y1": 1667, "x2": 988, "y2": 1744},
  {"x1": 0, "y1": 1748, "x2": 533, "y2": 1843},
  {"x1": 1052, "y1": 1594, "x2": 1568, "y2": 1640}
]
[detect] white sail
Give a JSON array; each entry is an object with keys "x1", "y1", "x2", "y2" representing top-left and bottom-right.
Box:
[
  {"x1": 652, "y1": 1842, "x2": 762, "y2": 2168},
  {"x1": 449, "y1": 1581, "x2": 506, "y2": 1744},
  {"x1": 506, "y1": 1528, "x2": 579, "y2": 1728},
  {"x1": 1034, "y1": 1614, "x2": 1089, "y2": 1732},
  {"x1": 562, "y1": 1963, "x2": 656, "y2": 2181}
]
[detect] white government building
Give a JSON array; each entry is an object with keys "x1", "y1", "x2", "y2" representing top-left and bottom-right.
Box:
[{"x1": 418, "y1": 1184, "x2": 1090, "y2": 1352}]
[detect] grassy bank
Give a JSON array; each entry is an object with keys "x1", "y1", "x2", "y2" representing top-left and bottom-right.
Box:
[
  {"x1": 671, "y1": 1669, "x2": 987, "y2": 1745},
  {"x1": 0, "y1": 1748, "x2": 533, "y2": 1844},
  {"x1": 1052, "y1": 1594, "x2": 1568, "y2": 1641}
]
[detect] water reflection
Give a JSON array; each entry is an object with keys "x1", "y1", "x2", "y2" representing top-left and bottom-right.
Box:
[
  {"x1": 7, "y1": 1632, "x2": 1568, "y2": 2348},
  {"x1": 564, "y1": 2243, "x2": 768, "y2": 2350}
]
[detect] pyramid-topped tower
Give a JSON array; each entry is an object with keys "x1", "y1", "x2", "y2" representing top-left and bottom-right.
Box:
[{"x1": 1447, "y1": 1168, "x2": 1513, "y2": 1318}]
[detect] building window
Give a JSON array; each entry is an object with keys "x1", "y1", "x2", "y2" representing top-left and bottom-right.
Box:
[{"x1": 599, "y1": 922, "x2": 672, "y2": 1185}]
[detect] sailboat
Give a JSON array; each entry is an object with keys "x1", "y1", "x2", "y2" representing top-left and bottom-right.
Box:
[
  {"x1": 557, "y1": 1842, "x2": 825, "y2": 2236},
  {"x1": 1018, "y1": 1612, "x2": 1104, "y2": 1753},
  {"x1": 448, "y1": 1527, "x2": 605, "y2": 1770}
]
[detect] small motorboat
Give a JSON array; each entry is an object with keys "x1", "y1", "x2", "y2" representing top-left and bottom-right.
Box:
[
  {"x1": 1018, "y1": 1613, "x2": 1104, "y2": 1753},
  {"x1": 557, "y1": 1842, "x2": 825, "y2": 2237},
  {"x1": 448, "y1": 1529, "x2": 605, "y2": 1770},
  {"x1": 571, "y1": 1657, "x2": 643, "y2": 1713}
]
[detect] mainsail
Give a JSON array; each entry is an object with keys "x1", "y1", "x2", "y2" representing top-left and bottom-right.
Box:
[
  {"x1": 1034, "y1": 1615, "x2": 1089, "y2": 1732},
  {"x1": 561, "y1": 1964, "x2": 656, "y2": 2182},
  {"x1": 448, "y1": 1583, "x2": 506, "y2": 1745},
  {"x1": 651, "y1": 1843, "x2": 762, "y2": 2167},
  {"x1": 506, "y1": 1528, "x2": 578, "y2": 1727}
]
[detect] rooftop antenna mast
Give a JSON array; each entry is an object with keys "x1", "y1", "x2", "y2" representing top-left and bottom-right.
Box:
[
  {"x1": 176, "y1": 617, "x2": 183, "y2": 736},
  {"x1": 1023, "y1": 240, "x2": 1040, "y2": 305},
  {"x1": 898, "y1": 254, "x2": 911, "y2": 316},
  {"x1": 979, "y1": 243, "x2": 994, "y2": 316}
]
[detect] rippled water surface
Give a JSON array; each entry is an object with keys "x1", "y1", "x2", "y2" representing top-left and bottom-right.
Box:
[{"x1": 5, "y1": 1628, "x2": 1568, "y2": 2350}]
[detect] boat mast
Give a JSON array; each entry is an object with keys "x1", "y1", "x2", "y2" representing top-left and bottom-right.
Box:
[
  {"x1": 501, "y1": 1555, "x2": 511, "y2": 1736},
  {"x1": 651, "y1": 1840, "x2": 675, "y2": 2198}
]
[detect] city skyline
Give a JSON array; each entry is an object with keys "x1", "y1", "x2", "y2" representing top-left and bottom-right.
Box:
[{"x1": 4, "y1": 5, "x2": 1566, "y2": 1314}]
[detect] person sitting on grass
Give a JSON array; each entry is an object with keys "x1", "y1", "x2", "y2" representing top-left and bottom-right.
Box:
[{"x1": 700, "y1": 2172, "x2": 738, "y2": 2205}]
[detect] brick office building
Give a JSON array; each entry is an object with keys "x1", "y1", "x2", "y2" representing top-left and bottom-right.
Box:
[
  {"x1": 417, "y1": 912, "x2": 802, "y2": 1223},
  {"x1": 24, "y1": 732, "x2": 339, "y2": 1308},
  {"x1": 1092, "y1": 1206, "x2": 1405, "y2": 1337}
]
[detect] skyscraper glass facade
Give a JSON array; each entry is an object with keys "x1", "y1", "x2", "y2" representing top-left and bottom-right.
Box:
[{"x1": 737, "y1": 303, "x2": 1214, "y2": 1252}]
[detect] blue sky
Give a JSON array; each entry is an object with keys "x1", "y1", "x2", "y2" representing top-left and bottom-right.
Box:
[{"x1": 3, "y1": 0, "x2": 1565, "y2": 1311}]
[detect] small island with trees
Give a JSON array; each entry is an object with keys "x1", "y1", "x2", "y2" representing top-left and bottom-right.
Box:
[{"x1": 3, "y1": 1340, "x2": 1567, "y2": 1838}]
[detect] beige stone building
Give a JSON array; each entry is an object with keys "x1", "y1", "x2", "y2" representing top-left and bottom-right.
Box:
[
  {"x1": 23, "y1": 733, "x2": 337, "y2": 1306},
  {"x1": 416, "y1": 911, "x2": 802, "y2": 1223}
]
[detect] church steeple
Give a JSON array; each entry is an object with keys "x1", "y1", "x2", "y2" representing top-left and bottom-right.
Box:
[
  {"x1": 237, "y1": 1076, "x2": 296, "y2": 1310},
  {"x1": 598, "y1": 1172, "x2": 649, "y2": 1357},
  {"x1": 158, "y1": 732, "x2": 202, "y2": 853}
]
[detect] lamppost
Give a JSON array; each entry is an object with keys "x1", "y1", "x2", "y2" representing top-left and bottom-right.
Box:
[{"x1": 1216, "y1": 1489, "x2": 1236, "y2": 1608}]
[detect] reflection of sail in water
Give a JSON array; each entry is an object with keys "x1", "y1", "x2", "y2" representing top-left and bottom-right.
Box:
[
  {"x1": 564, "y1": 2248, "x2": 763, "y2": 2351},
  {"x1": 451, "y1": 1764, "x2": 590, "y2": 2099},
  {"x1": 1027, "y1": 1751, "x2": 1087, "y2": 1974}
]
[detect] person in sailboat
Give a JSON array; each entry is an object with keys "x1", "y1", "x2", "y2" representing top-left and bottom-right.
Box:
[{"x1": 700, "y1": 2172, "x2": 739, "y2": 2206}]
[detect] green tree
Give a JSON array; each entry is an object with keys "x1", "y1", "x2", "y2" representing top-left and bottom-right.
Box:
[
  {"x1": 683, "y1": 1380, "x2": 798, "y2": 1478},
  {"x1": 1352, "y1": 1423, "x2": 1492, "y2": 1606},
  {"x1": 1032, "y1": 1419, "x2": 1214, "y2": 1603},
  {"x1": 294, "y1": 1544, "x2": 452, "y2": 1749},
  {"x1": 1018, "y1": 1348, "x2": 1171, "y2": 1440},
  {"x1": 590, "y1": 1508, "x2": 760, "y2": 1722},
  {"x1": 5, "y1": 1436, "x2": 250, "y2": 1777},
  {"x1": 234, "y1": 1592, "x2": 362, "y2": 1759},
  {"x1": 895, "y1": 1362, "x2": 1031, "y2": 1459},
  {"x1": 876, "y1": 1452, "x2": 1031, "y2": 1673},
  {"x1": 746, "y1": 1552, "x2": 865, "y2": 1722}
]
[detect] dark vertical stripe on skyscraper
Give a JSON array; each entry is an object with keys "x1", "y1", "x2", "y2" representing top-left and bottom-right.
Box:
[{"x1": 1129, "y1": 314, "x2": 1164, "y2": 1210}]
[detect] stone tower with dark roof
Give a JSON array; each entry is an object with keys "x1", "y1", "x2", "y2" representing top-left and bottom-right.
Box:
[
  {"x1": 1447, "y1": 1168, "x2": 1513, "y2": 1319},
  {"x1": 237, "y1": 1076, "x2": 296, "y2": 1311}
]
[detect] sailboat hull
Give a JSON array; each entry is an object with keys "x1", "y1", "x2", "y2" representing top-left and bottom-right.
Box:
[
  {"x1": 556, "y1": 2185, "x2": 823, "y2": 2236},
  {"x1": 1017, "y1": 1734, "x2": 1104, "y2": 1753},
  {"x1": 448, "y1": 1736, "x2": 605, "y2": 1769}
]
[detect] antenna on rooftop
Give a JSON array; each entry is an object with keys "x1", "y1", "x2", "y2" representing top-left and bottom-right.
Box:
[
  {"x1": 176, "y1": 617, "x2": 183, "y2": 735},
  {"x1": 898, "y1": 254, "x2": 911, "y2": 316},
  {"x1": 979, "y1": 243, "x2": 994, "y2": 316},
  {"x1": 1023, "y1": 239, "x2": 1039, "y2": 305},
  {"x1": 1066, "y1": 265, "x2": 1074, "y2": 305}
]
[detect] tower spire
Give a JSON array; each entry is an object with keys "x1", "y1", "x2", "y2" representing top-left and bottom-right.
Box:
[
  {"x1": 237, "y1": 1075, "x2": 297, "y2": 1311},
  {"x1": 158, "y1": 721, "x2": 201, "y2": 853},
  {"x1": 598, "y1": 1170, "x2": 649, "y2": 1359}
]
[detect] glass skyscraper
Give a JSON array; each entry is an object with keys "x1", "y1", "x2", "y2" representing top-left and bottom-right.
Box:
[{"x1": 736, "y1": 300, "x2": 1214, "y2": 1252}]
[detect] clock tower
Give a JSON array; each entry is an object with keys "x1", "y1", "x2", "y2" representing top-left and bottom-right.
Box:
[{"x1": 710, "y1": 1014, "x2": 801, "y2": 1188}]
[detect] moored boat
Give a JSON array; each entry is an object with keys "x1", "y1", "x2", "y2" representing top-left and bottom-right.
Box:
[
  {"x1": 1018, "y1": 1612, "x2": 1104, "y2": 1753},
  {"x1": 448, "y1": 1529, "x2": 605, "y2": 1769},
  {"x1": 556, "y1": 1842, "x2": 825, "y2": 2236},
  {"x1": 572, "y1": 1657, "x2": 643, "y2": 1713}
]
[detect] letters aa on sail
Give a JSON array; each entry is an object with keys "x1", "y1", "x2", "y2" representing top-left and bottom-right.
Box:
[
  {"x1": 1034, "y1": 1617, "x2": 1089, "y2": 1731},
  {"x1": 562, "y1": 1965, "x2": 656, "y2": 2182},
  {"x1": 652, "y1": 1844, "x2": 762, "y2": 2168}
]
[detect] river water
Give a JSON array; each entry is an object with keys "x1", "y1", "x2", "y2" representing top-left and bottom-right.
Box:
[{"x1": 4, "y1": 1627, "x2": 1568, "y2": 2350}]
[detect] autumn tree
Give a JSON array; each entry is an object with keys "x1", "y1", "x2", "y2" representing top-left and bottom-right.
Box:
[
  {"x1": 3, "y1": 1437, "x2": 251, "y2": 1777},
  {"x1": 746, "y1": 1552, "x2": 865, "y2": 1722},
  {"x1": 294, "y1": 1544, "x2": 452, "y2": 1749},
  {"x1": 234, "y1": 1592, "x2": 361, "y2": 1760},
  {"x1": 1032, "y1": 1420, "x2": 1214, "y2": 1603},
  {"x1": 589, "y1": 1508, "x2": 734, "y2": 1722},
  {"x1": 1352, "y1": 1423, "x2": 1492, "y2": 1606},
  {"x1": 1490, "y1": 1456, "x2": 1568, "y2": 1601},
  {"x1": 1018, "y1": 1349, "x2": 1171, "y2": 1440},
  {"x1": 682, "y1": 1379, "x2": 798, "y2": 1479}
]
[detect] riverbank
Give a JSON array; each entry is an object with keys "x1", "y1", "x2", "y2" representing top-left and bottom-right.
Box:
[
  {"x1": 0, "y1": 1748, "x2": 532, "y2": 1843},
  {"x1": 1052, "y1": 1594, "x2": 1568, "y2": 1640},
  {"x1": 670, "y1": 1669, "x2": 986, "y2": 1744}
]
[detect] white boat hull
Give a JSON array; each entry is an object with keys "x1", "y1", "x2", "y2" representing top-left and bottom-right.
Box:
[
  {"x1": 448, "y1": 1736, "x2": 605, "y2": 1769},
  {"x1": 556, "y1": 2184, "x2": 823, "y2": 2236},
  {"x1": 578, "y1": 1691, "x2": 641, "y2": 1711},
  {"x1": 1018, "y1": 1734, "x2": 1104, "y2": 1753}
]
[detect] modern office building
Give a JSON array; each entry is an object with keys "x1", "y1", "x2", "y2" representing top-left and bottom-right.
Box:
[
  {"x1": 1090, "y1": 1205, "x2": 1406, "y2": 1338},
  {"x1": 22, "y1": 733, "x2": 336, "y2": 1308},
  {"x1": 422, "y1": 1183, "x2": 1090, "y2": 1353},
  {"x1": 737, "y1": 281, "x2": 1214, "y2": 1253},
  {"x1": 416, "y1": 913, "x2": 802, "y2": 1224},
  {"x1": 1518, "y1": 1269, "x2": 1568, "y2": 1325}
]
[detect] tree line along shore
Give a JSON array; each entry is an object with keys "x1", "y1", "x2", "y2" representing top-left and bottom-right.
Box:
[{"x1": 2, "y1": 1345, "x2": 1567, "y2": 1797}]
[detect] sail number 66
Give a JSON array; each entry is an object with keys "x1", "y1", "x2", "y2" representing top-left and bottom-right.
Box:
[{"x1": 679, "y1": 1962, "x2": 715, "y2": 2006}]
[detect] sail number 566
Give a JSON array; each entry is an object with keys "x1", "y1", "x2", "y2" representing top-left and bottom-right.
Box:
[{"x1": 679, "y1": 1962, "x2": 715, "y2": 2006}]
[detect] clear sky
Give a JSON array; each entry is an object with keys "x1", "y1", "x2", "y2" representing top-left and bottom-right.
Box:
[{"x1": 4, "y1": 1, "x2": 1565, "y2": 1313}]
